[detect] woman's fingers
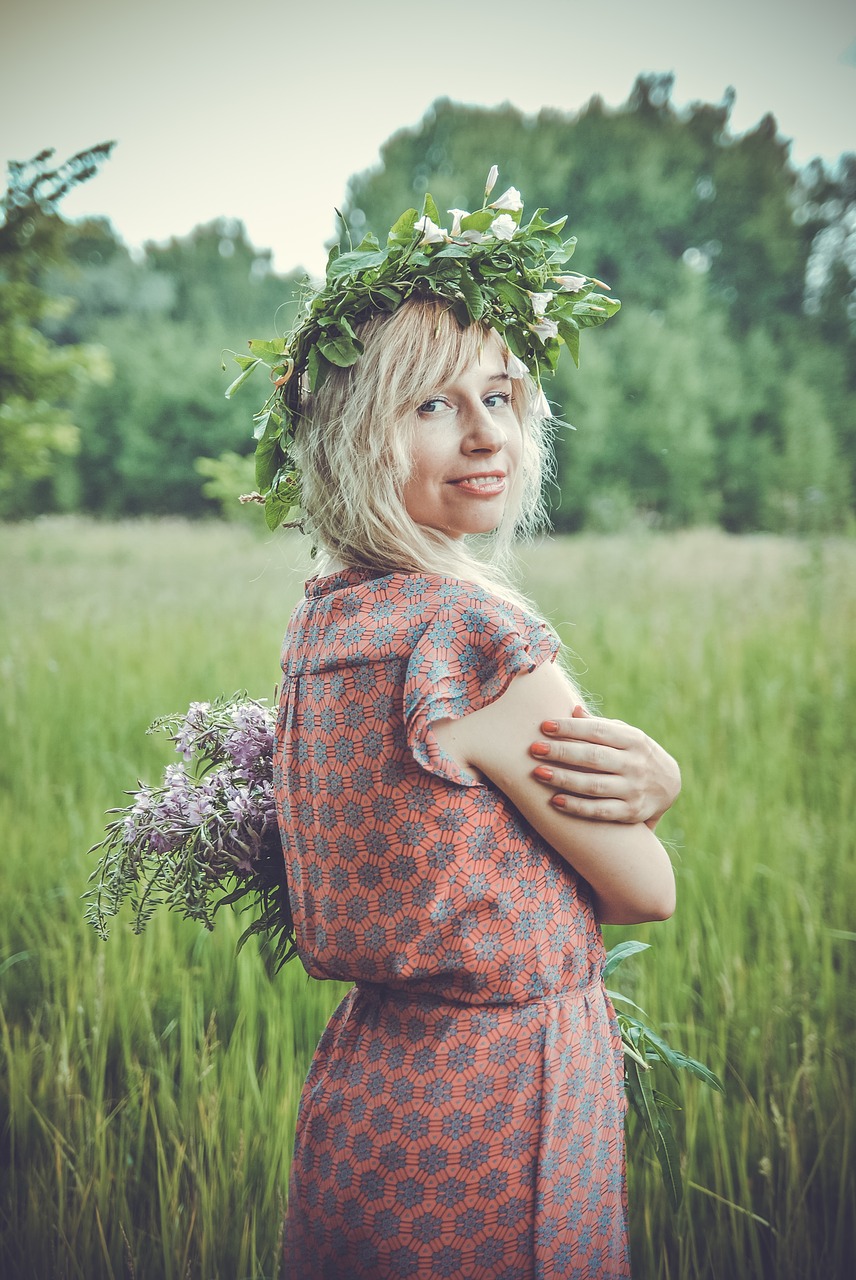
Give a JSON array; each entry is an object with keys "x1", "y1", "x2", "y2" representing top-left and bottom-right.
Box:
[
  {"x1": 531, "y1": 706, "x2": 681, "y2": 826},
  {"x1": 541, "y1": 711, "x2": 639, "y2": 751},
  {"x1": 532, "y1": 763, "x2": 628, "y2": 798},
  {"x1": 550, "y1": 793, "x2": 635, "y2": 822},
  {"x1": 530, "y1": 735, "x2": 625, "y2": 774},
  {"x1": 531, "y1": 762, "x2": 638, "y2": 822}
]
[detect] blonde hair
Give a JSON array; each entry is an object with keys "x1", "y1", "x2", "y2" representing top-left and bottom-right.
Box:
[{"x1": 294, "y1": 299, "x2": 555, "y2": 603}]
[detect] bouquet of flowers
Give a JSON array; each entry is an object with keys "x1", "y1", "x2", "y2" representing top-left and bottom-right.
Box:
[
  {"x1": 87, "y1": 693, "x2": 722, "y2": 1207},
  {"x1": 85, "y1": 694, "x2": 297, "y2": 970}
]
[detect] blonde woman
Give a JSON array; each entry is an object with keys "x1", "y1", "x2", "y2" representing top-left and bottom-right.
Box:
[{"x1": 267, "y1": 185, "x2": 679, "y2": 1278}]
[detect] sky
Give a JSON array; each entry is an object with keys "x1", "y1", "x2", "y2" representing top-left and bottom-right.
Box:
[{"x1": 1, "y1": 0, "x2": 854, "y2": 276}]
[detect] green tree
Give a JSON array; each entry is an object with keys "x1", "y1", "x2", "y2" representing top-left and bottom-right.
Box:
[
  {"x1": 62, "y1": 222, "x2": 303, "y2": 517},
  {"x1": 340, "y1": 86, "x2": 854, "y2": 531},
  {"x1": 0, "y1": 145, "x2": 114, "y2": 517}
]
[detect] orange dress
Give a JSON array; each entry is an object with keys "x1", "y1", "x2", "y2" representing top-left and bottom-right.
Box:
[{"x1": 273, "y1": 568, "x2": 629, "y2": 1279}]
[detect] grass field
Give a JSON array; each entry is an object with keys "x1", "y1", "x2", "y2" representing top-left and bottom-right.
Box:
[{"x1": 1, "y1": 519, "x2": 854, "y2": 1279}]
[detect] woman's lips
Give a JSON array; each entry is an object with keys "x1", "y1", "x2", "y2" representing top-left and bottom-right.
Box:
[{"x1": 448, "y1": 473, "x2": 507, "y2": 497}]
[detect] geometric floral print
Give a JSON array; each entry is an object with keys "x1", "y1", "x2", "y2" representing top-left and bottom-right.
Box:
[{"x1": 274, "y1": 568, "x2": 630, "y2": 1278}]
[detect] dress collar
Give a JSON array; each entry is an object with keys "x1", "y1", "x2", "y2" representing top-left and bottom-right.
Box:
[{"x1": 304, "y1": 566, "x2": 385, "y2": 599}]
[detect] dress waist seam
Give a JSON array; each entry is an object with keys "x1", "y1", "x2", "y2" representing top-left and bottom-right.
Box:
[{"x1": 352, "y1": 975, "x2": 604, "y2": 1009}]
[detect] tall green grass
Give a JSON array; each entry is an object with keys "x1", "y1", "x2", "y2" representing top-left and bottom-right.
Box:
[{"x1": 1, "y1": 519, "x2": 853, "y2": 1278}]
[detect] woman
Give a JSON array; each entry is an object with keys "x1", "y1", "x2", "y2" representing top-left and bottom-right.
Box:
[{"x1": 270, "y1": 185, "x2": 678, "y2": 1279}]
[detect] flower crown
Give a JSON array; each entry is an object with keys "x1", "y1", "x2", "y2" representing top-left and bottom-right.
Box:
[{"x1": 228, "y1": 166, "x2": 620, "y2": 530}]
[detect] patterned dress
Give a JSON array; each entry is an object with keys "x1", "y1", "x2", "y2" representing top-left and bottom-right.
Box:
[{"x1": 273, "y1": 568, "x2": 630, "y2": 1280}]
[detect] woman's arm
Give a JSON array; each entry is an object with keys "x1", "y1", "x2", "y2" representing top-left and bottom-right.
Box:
[
  {"x1": 433, "y1": 661, "x2": 676, "y2": 926},
  {"x1": 529, "y1": 705, "x2": 681, "y2": 829}
]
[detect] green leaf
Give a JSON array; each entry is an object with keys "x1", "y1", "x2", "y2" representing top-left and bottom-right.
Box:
[
  {"x1": 603, "y1": 940, "x2": 651, "y2": 979},
  {"x1": 653, "y1": 1089, "x2": 683, "y2": 1112},
  {"x1": 432, "y1": 244, "x2": 472, "y2": 260},
  {"x1": 626, "y1": 1058, "x2": 658, "y2": 1140},
  {"x1": 388, "y1": 208, "x2": 418, "y2": 242},
  {"x1": 327, "y1": 248, "x2": 388, "y2": 279},
  {"x1": 666, "y1": 1049, "x2": 725, "y2": 1093},
  {"x1": 605, "y1": 988, "x2": 648, "y2": 1016},
  {"x1": 317, "y1": 333, "x2": 362, "y2": 367},
  {"x1": 233, "y1": 353, "x2": 258, "y2": 371},
  {"x1": 248, "y1": 338, "x2": 289, "y2": 367},
  {"x1": 255, "y1": 434, "x2": 283, "y2": 491},
  {"x1": 550, "y1": 317, "x2": 578, "y2": 368},
  {"x1": 460, "y1": 209, "x2": 495, "y2": 233},
  {"x1": 557, "y1": 316, "x2": 581, "y2": 368},
  {"x1": 368, "y1": 285, "x2": 402, "y2": 310},
  {"x1": 458, "y1": 272, "x2": 486, "y2": 321},
  {"x1": 493, "y1": 278, "x2": 530, "y2": 311},
  {"x1": 421, "y1": 192, "x2": 441, "y2": 225},
  {"x1": 252, "y1": 408, "x2": 281, "y2": 442},
  {"x1": 451, "y1": 299, "x2": 471, "y2": 329},
  {"x1": 307, "y1": 345, "x2": 331, "y2": 392},
  {"x1": 653, "y1": 1112, "x2": 683, "y2": 1210},
  {"x1": 224, "y1": 358, "x2": 264, "y2": 399},
  {"x1": 264, "y1": 476, "x2": 299, "y2": 530},
  {"x1": 525, "y1": 208, "x2": 569, "y2": 235},
  {"x1": 572, "y1": 295, "x2": 622, "y2": 329},
  {"x1": 504, "y1": 325, "x2": 526, "y2": 358}
]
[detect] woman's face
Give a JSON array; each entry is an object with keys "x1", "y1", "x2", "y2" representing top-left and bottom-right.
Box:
[{"x1": 402, "y1": 345, "x2": 523, "y2": 540}]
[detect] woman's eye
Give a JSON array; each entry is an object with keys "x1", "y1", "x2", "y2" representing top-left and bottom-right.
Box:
[
  {"x1": 484, "y1": 392, "x2": 511, "y2": 409},
  {"x1": 417, "y1": 398, "x2": 446, "y2": 415}
]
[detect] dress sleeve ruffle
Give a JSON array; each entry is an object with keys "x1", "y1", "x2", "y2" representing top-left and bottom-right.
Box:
[{"x1": 403, "y1": 592, "x2": 560, "y2": 786}]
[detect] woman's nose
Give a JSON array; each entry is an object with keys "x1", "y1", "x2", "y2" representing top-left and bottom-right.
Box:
[{"x1": 462, "y1": 401, "x2": 507, "y2": 452}]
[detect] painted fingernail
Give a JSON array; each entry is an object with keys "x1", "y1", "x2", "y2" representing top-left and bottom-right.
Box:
[
  {"x1": 531, "y1": 742, "x2": 551, "y2": 757},
  {"x1": 533, "y1": 765, "x2": 553, "y2": 781},
  {"x1": 541, "y1": 721, "x2": 559, "y2": 734},
  {"x1": 551, "y1": 794, "x2": 567, "y2": 808}
]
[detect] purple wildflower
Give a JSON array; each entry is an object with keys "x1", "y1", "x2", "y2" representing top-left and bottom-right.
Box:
[{"x1": 87, "y1": 694, "x2": 294, "y2": 965}]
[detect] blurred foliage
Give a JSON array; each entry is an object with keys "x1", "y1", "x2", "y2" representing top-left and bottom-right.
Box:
[
  {"x1": 0, "y1": 144, "x2": 115, "y2": 517},
  {"x1": 42, "y1": 217, "x2": 304, "y2": 518},
  {"x1": 2, "y1": 76, "x2": 854, "y2": 530}
]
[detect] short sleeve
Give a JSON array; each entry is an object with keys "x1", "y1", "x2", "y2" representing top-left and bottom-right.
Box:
[{"x1": 403, "y1": 591, "x2": 560, "y2": 786}]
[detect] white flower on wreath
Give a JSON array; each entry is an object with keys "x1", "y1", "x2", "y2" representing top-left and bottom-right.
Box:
[
  {"x1": 529, "y1": 291, "x2": 554, "y2": 317},
  {"x1": 489, "y1": 213, "x2": 517, "y2": 242},
  {"x1": 535, "y1": 384, "x2": 552, "y2": 418},
  {"x1": 529, "y1": 317, "x2": 559, "y2": 342},
  {"x1": 485, "y1": 164, "x2": 499, "y2": 197},
  {"x1": 490, "y1": 186, "x2": 523, "y2": 213},
  {"x1": 458, "y1": 230, "x2": 484, "y2": 244},
  {"x1": 415, "y1": 215, "x2": 446, "y2": 244},
  {"x1": 554, "y1": 273, "x2": 587, "y2": 293},
  {"x1": 448, "y1": 208, "x2": 469, "y2": 236},
  {"x1": 505, "y1": 351, "x2": 529, "y2": 379}
]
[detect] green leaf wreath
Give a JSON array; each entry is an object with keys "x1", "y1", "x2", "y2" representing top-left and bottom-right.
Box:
[{"x1": 224, "y1": 168, "x2": 620, "y2": 531}]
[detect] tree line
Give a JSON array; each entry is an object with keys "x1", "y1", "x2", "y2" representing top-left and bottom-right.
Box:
[{"x1": 2, "y1": 75, "x2": 853, "y2": 531}]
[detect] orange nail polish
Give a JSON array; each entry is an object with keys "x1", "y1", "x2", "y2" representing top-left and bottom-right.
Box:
[
  {"x1": 533, "y1": 765, "x2": 553, "y2": 781},
  {"x1": 531, "y1": 742, "x2": 551, "y2": 757},
  {"x1": 551, "y1": 794, "x2": 567, "y2": 808},
  {"x1": 542, "y1": 721, "x2": 559, "y2": 734}
]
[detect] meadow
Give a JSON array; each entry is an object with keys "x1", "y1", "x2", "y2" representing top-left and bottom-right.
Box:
[{"x1": 1, "y1": 518, "x2": 853, "y2": 1279}]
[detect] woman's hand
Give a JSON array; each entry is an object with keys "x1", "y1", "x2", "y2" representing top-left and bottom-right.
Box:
[
  {"x1": 530, "y1": 705, "x2": 681, "y2": 828},
  {"x1": 434, "y1": 664, "x2": 676, "y2": 923}
]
